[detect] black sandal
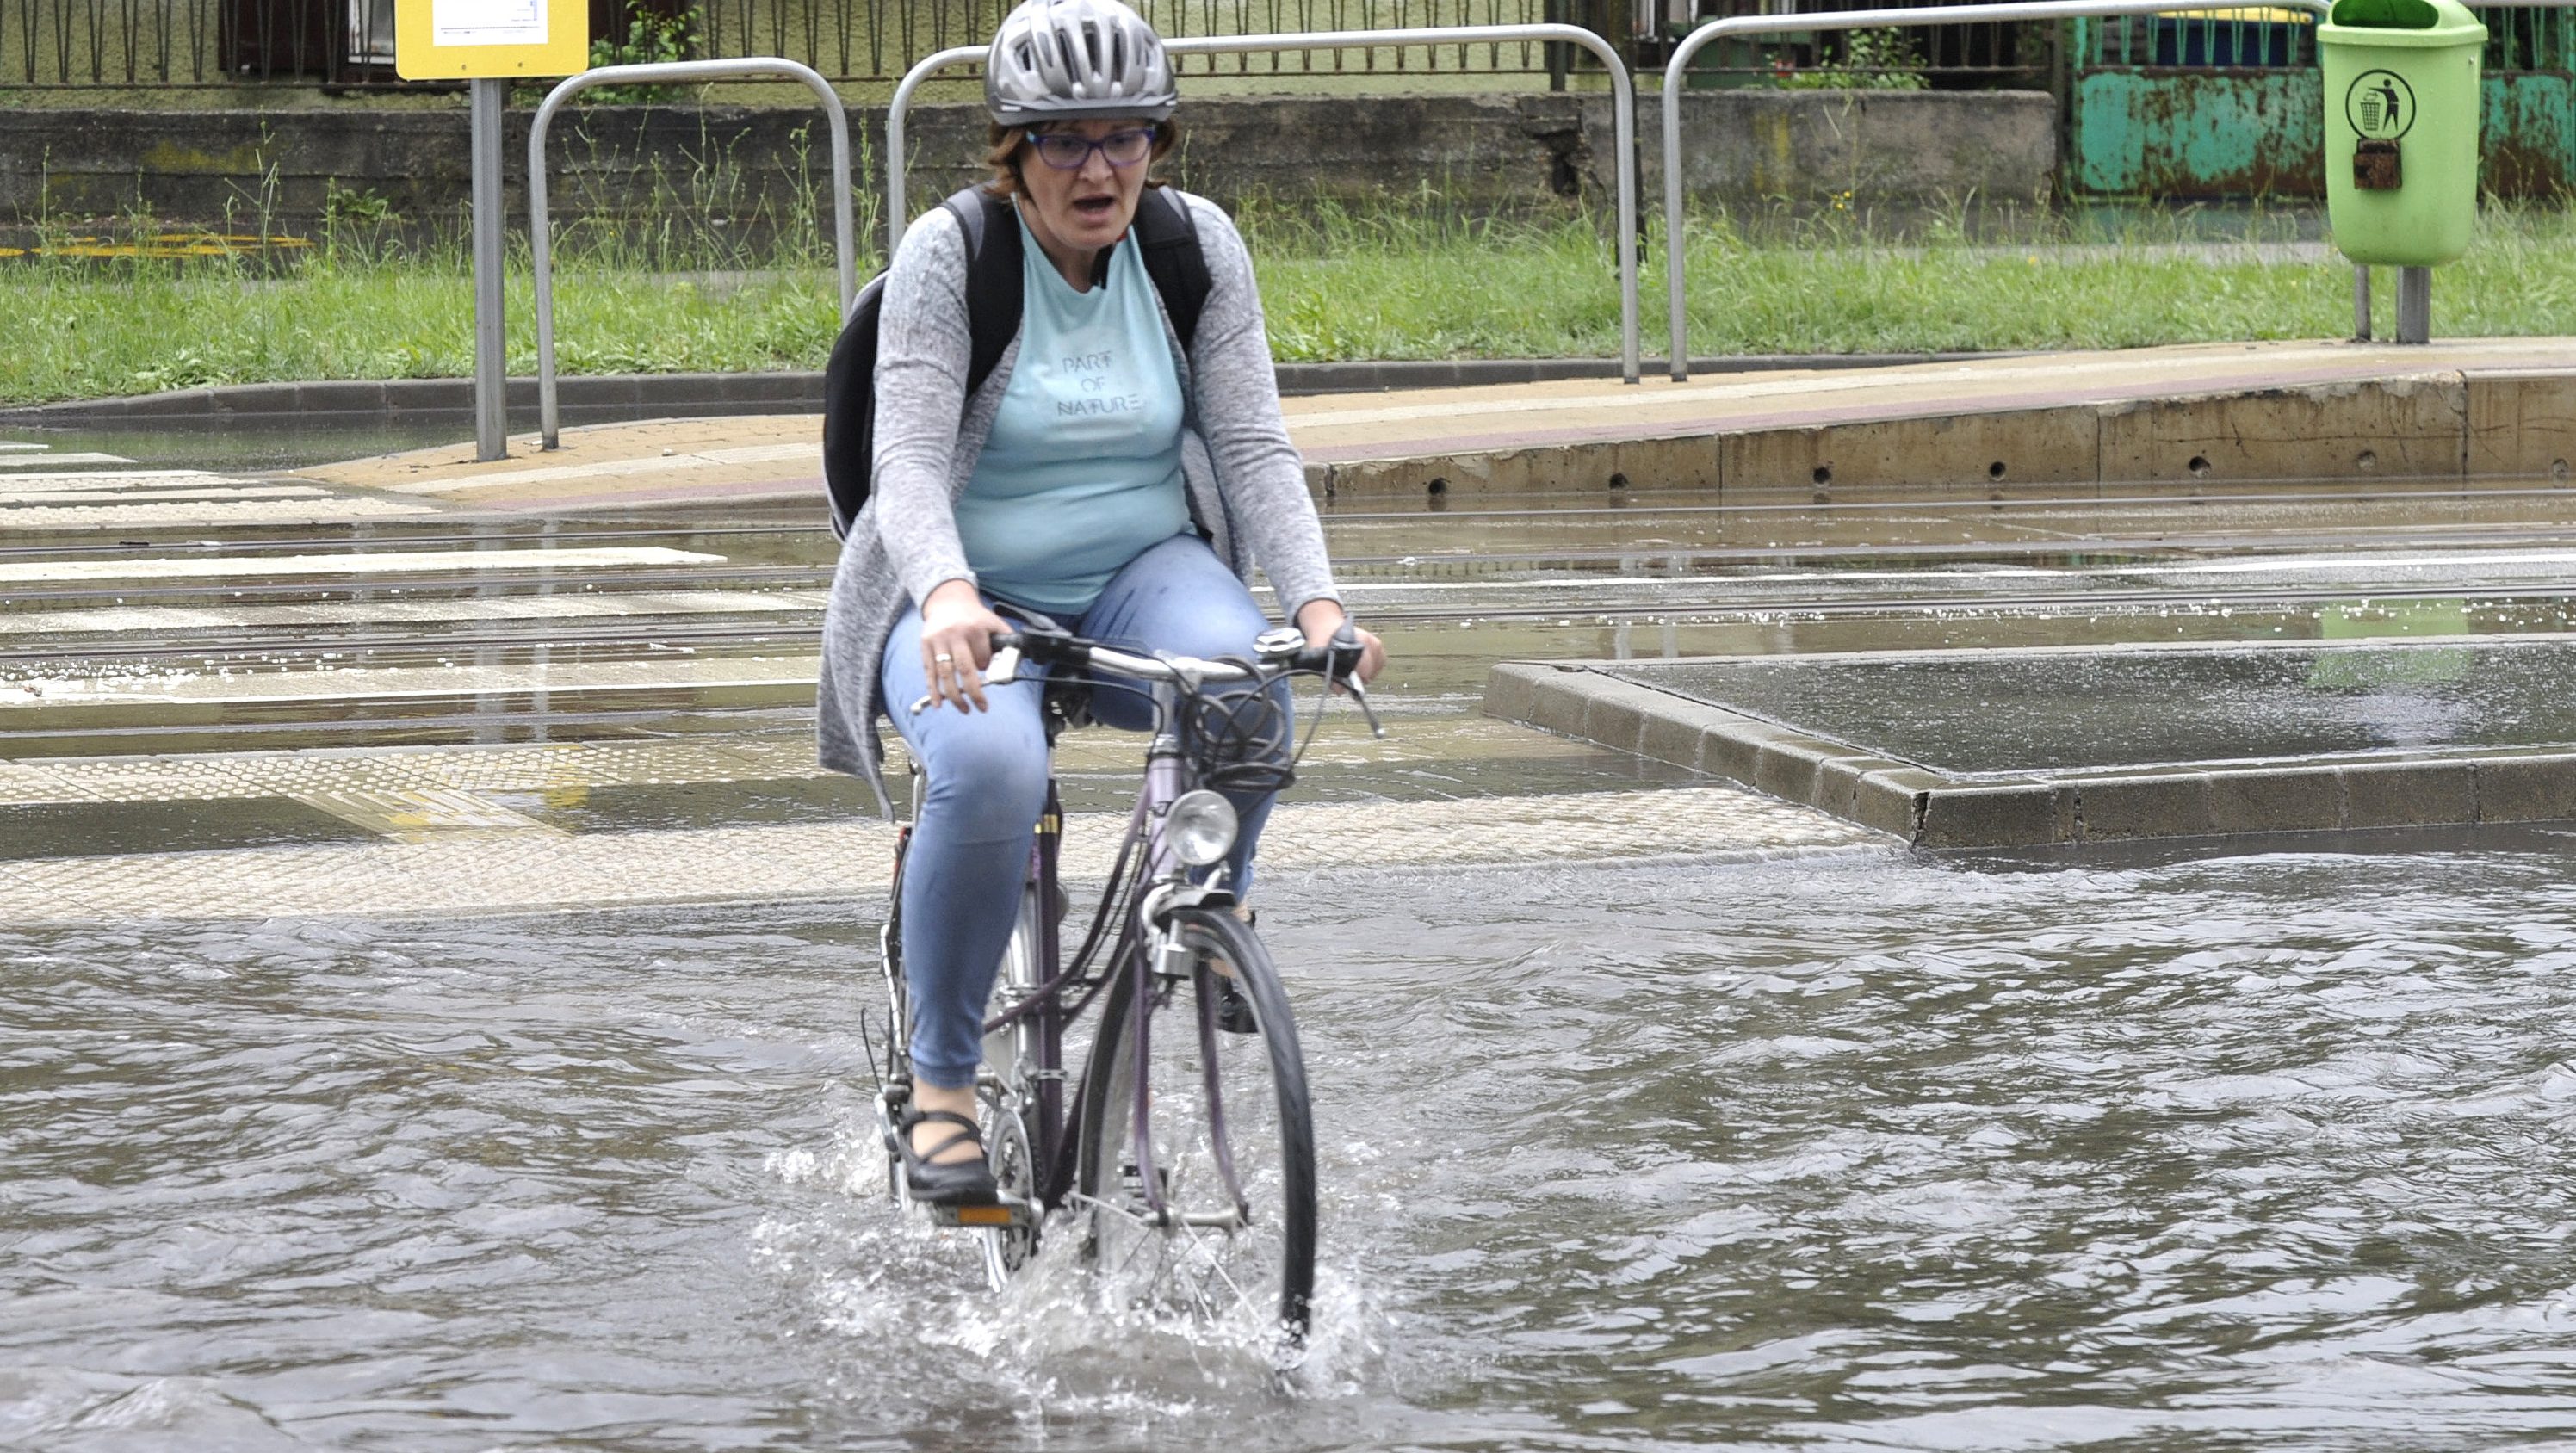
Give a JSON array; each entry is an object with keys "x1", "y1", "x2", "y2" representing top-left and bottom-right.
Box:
[
  {"x1": 1215, "y1": 975, "x2": 1259, "y2": 1036},
  {"x1": 897, "y1": 1107, "x2": 999, "y2": 1205}
]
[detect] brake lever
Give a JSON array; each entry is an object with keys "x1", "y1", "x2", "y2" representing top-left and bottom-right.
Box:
[
  {"x1": 907, "y1": 643, "x2": 1024, "y2": 716},
  {"x1": 1341, "y1": 675, "x2": 1387, "y2": 739}
]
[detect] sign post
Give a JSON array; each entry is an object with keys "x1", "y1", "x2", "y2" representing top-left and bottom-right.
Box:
[{"x1": 396, "y1": 0, "x2": 587, "y2": 461}]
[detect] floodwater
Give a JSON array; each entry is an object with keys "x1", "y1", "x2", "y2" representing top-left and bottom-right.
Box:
[
  {"x1": 1612, "y1": 634, "x2": 2576, "y2": 776},
  {"x1": 9, "y1": 842, "x2": 2576, "y2": 1450},
  {"x1": 3, "y1": 423, "x2": 477, "y2": 475}
]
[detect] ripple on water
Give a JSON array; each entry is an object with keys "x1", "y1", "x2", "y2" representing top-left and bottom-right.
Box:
[{"x1": 5, "y1": 846, "x2": 2576, "y2": 1448}]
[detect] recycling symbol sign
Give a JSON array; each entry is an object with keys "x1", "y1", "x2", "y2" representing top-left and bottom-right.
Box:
[{"x1": 2345, "y1": 69, "x2": 2416, "y2": 140}]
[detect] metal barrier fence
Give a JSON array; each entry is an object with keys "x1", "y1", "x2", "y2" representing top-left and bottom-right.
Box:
[
  {"x1": 529, "y1": 57, "x2": 860, "y2": 449},
  {"x1": 1658, "y1": 0, "x2": 2048, "y2": 87},
  {"x1": 883, "y1": 22, "x2": 1644, "y2": 383},
  {"x1": 1665, "y1": 0, "x2": 2570, "y2": 371},
  {"x1": 1660, "y1": 0, "x2": 2339, "y2": 380},
  {"x1": 21, "y1": 0, "x2": 2569, "y2": 89},
  {"x1": 702, "y1": 0, "x2": 1594, "y2": 80},
  {"x1": 0, "y1": 0, "x2": 1594, "y2": 86}
]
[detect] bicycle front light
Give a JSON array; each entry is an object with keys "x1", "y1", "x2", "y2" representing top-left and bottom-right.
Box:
[{"x1": 1166, "y1": 789, "x2": 1239, "y2": 868}]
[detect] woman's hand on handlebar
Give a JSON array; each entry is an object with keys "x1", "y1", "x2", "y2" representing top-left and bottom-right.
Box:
[
  {"x1": 919, "y1": 578, "x2": 1012, "y2": 713},
  {"x1": 1293, "y1": 599, "x2": 1385, "y2": 689}
]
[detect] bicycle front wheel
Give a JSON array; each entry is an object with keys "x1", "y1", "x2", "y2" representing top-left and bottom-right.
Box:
[{"x1": 1073, "y1": 906, "x2": 1317, "y2": 1346}]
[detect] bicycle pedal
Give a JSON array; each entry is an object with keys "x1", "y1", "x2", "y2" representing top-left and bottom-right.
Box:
[{"x1": 928, "y1": 1196, "x2": 1033, "y2": 1229}]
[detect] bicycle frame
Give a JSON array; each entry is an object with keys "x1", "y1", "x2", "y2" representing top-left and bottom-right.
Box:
[
  {"x1": 885, "y1": 660, "x2": 1257, "y2": 1228},
  {"x1": 880, "y1": 626, "x2": 1375, "y2": 1245}
]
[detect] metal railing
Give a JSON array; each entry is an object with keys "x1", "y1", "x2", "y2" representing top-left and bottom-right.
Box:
[
  {"x1": 886, "y1": 23, "x2": 1645, "y2": 383},
  {"x1": 529, "y1": 57, "x2": 860, "y2": 449},
  {"x1": 1665, "y1": 0, "x2": 2049, "y2": 87},
  {"x1": 707, "y1": 0, "x2": 1585, "y2": 78},
  {"x1": 0, "y1": 0, "x2": 1585, "y2": 86},
  {"x1": 1660, "y1": 0, "x2": 2350, "y2": 380}
]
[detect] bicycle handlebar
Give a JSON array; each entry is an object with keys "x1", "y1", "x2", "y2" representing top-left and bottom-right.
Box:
[{"x1": 906, "y1": 621, "x2": 1380, "y2": 737}]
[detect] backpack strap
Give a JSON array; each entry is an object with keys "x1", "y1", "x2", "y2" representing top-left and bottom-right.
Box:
[
  {"x1": 941, "y1": 185, "x2": 1024, "y2": 399},
  {"x1": 1132, "y1": 185, "x2": 1211, "y2": 354}
]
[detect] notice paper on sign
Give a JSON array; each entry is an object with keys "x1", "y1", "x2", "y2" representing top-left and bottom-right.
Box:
[{"x1": 432, "y1": 0, "x2": 546, "y2": 46}]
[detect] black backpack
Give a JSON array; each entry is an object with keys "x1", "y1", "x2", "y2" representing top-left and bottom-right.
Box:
[{"x1": 821, "y1": 183, "x2": 1213, "y2": 541}]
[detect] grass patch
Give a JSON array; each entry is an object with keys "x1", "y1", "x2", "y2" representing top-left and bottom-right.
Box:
[{"x1": 5, "y1": 198, "x2": 2573, "y2": 405}]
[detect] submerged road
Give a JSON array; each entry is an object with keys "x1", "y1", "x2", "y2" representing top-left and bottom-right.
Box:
[{"x1": 10, "y1": 427, "x2": 2576, "y2": 1450}]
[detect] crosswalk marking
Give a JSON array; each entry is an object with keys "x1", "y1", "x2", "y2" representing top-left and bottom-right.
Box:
[
  {"x1": 0, "y1": 470, "x2": 248, "y2": 488},
  {"x1": 0, "y1": 544, "x2": 723, "y2": 585},
  {"x1": 0, "y1": 589, "x2": 828, "y2": 637},
  {"x1": 0, "y1": 485, "x2": 331, "y2": 505},
  {"x1": 0, "y1": 473, "x2": 304, "y2": 495},
  {"x1": 0, "y1": 452, "x2": 133, "y2": 467},
  {"x1": 0, "y1": 654, "x2": 816, "y2": 708}
]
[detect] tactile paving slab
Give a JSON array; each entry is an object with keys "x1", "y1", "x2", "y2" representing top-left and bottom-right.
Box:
[{"x1": 0, "y1": 786, "x2": 1885, "y2": 924}]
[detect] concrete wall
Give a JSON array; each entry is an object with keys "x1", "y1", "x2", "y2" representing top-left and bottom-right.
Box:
[
  {"x1": 1, "y1": 90, "x2": 2058, "y2": 234},
  {"x1": 1642, "y1": 90, "x2": 2059, "y2": 211}
]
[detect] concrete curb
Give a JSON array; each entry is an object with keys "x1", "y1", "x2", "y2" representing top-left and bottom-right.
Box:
[
  {"x1": 1484, "y1": 658, "x2": 2576, "y2": 849},
  {"x1": 1311, "y1": 364, "x2": 2576, "y2": 505},
  {"x1": 0, "y1": 354, "x2": 2016, "y2": 429}
]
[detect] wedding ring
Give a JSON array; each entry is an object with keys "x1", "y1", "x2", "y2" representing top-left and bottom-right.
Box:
[{"x1": 933, "y1": 652, "x2": 953, "y2": 664}]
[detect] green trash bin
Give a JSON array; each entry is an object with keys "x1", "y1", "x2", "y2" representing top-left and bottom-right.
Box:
[{"x1": 2319, "y1": 0, "x2": 2487, "y2": 268}]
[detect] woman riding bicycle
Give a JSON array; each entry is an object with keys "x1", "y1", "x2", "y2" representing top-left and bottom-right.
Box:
[{"x1": 816, "y1": 0, "x2": 1384, "y2": 1207}]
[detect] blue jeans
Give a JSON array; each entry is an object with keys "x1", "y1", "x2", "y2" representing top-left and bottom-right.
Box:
[{"x1": 880, "y1": 534, "x2": 1286, "y2": 1089}]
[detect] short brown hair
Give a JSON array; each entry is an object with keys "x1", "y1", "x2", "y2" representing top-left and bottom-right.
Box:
[{"x1": 981, "y1": 120, "x2": 1180, "y2": 198}]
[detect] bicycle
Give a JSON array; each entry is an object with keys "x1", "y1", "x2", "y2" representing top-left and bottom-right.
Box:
[{"x1": 865, "y1": 618, "x2": 1380, "y2": 1351}]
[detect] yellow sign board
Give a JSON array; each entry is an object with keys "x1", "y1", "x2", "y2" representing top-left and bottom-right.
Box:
[{"x1": 395, "y1": 0, "x2": 587, "y2": 79}]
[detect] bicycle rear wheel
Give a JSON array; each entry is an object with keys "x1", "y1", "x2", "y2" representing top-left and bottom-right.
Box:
[{"x1": 1073, "y1": 906, "x2": 1316, "y2": 1347}]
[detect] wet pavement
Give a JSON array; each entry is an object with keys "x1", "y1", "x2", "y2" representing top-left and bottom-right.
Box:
[
  {"x1": 9, "y1": 357, "x2": 2576, "y2": 1445},
  {"x1": 1608, "y1": 634, "x2": 2576, "y2": 776}
]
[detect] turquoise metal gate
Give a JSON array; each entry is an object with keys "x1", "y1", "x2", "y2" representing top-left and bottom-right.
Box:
[{"x1": 2069, "y1": 3, "x2": 2573, "y2": 195}]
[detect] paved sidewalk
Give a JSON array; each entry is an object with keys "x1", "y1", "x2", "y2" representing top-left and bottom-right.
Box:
[{"x1": 294, "y1": 337, "x2": 2576, "y2": 512}]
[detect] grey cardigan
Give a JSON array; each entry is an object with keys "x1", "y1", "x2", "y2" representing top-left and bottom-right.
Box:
[{"x1": 816, "y1": 189, "x2": 1343, "y2": 814}]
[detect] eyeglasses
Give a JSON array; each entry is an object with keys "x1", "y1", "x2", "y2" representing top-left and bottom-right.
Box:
[{"x1": 1026, "y1": 127, "x2": 1157, "y2": 170}]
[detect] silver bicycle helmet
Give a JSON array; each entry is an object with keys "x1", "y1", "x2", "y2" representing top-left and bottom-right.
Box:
[{"x1": 985, "y1": 0, "x2": 1177, "y2": 126}]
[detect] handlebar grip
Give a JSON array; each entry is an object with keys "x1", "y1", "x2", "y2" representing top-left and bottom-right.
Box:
[
  {"x1": 1291, "y1": 621, "x2": 1367, "y2": 681},
  {"x1": 1001, "y1": 626, "x2": 1088, "y2": 670}
]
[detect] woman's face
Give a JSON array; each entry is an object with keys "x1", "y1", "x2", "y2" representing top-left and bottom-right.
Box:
[{"x1": 1015, "y1": 118, "x2": 1155, "y2": 273}]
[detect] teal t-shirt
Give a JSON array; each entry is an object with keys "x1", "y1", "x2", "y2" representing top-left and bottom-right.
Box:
[{"x1": 955, "y1": 212, "x2": 1192, "y2": 616}]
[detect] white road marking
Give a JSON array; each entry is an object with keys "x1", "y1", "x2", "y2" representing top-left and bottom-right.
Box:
[
  {"x1": 387, "y1": 442, "x2": 818, "y2": 495},
  {"x1": 0, "y1": 498, "x2": 440, "y2": 528},
  {"x1": 0, "y1": 470, "x2": 249, "y2": 489},
  {"x1": 2109, "y1": 549, "x2": 2576, "y2": 578},
  {"x1": 0, "y1": 442, "x2": 48, "y2": 454},
  {"x1": 0, "y1": 485, "x2": 330, "y2": 505},
  {"x1": 0, "y1": 589, "x2": 828, "y2": 636},
  {"x1": 0, "y1": 545, "x2": 723, "y2": 585},
  {"x1": 0, "y1": 452, "x2": 133, "y2": 467},
  {"x1": 0, "y1": 654, "x2": 814, "y2": 708}
]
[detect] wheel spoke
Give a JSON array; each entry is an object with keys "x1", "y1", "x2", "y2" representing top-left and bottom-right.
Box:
[{"x1": 1072, "y1": 908, "x2": 1313, "y2": 1345}]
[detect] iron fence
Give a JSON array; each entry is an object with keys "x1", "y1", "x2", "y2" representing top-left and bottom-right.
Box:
[
  {"x1": 1657, "y1": 0, "x2": 2048, "y2": 87},
  {"x1": 9, "y1": 0, "x2": 2565, "y2": 90},
  {"x1": 2076, "y1": 1, "x2": 2567, "y2": 71},
  {"x1": 5, "y1": 0, "x2": 394, "y2": 85},
  {"x1": 0, "y1": 0, "x2": 1592, "y2": 86}
]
